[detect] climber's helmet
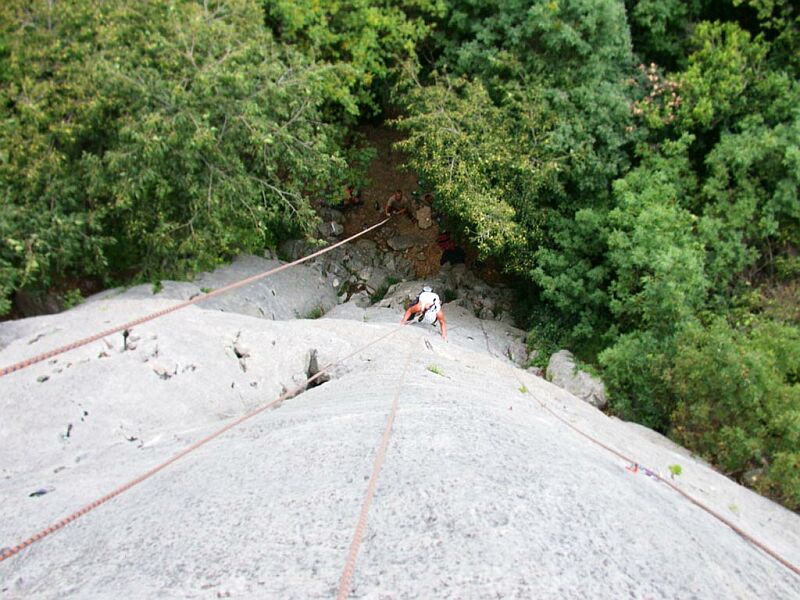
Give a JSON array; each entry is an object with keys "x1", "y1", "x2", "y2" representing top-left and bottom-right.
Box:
[{"x1": 422, "y1": 285, "x2": 433, "y2": 293}]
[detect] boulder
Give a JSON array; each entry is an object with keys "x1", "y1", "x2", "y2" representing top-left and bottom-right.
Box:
[
  {"x1": 387, "y1": 234, "x2": 424, "y2": 252},
  {"x1": 526, "y1": 365, "x2": 544, "y2": 378},
  {"x1": 279, "y1": 239, "x2": 310, "y2": 261},
  {"x1": 318, "y1": 207, "x2": 344, "y2": 224},
  {"x1": 415, "y1": 206, "x2": 432, "y2": 229},
  {"x1": 317, "y1": 221, "x2": 343, "y2": 238},
  {"x1": 377, "y1": 281, "x2": 422, "y2": 310},
  {"x1": 479, "y1": 307, "x2": 494, "y2": 320},
  {"x1": 365, "y1": 268, "x2": 390, "y2": 295},
  {"x1": 191, "y1": 255, "x2": 338, "y2": 321},
  {"x1": 350, "y1": 291, "x2": 372, "y2": 308},
  {"x1": 546, "y1": 349, "x2": 607, "y2": 409},
  {"x1": 13, "y1": 289, "x2": 64, "y2": 317}
]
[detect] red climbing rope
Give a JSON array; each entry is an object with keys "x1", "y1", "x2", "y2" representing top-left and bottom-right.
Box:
[
  {"x1": 515, "y1": 372, "x2": 800, "y2": 579},
  {"x1": 337, "y1": 348, "x2": 413, "y2": 599},
  {"x1": 0, "y1": 218, "x2": 390, "y2": 379},
  {"x1": 0, "y1": 322, "x2": 407, "y2": 564}
]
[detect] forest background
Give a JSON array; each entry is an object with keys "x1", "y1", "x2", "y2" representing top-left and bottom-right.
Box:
[{"x1": 1, "y1": 0, "x2": 798, "y2": 509}]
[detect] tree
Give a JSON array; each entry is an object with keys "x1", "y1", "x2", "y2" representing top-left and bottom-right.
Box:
[
  {"x1": 263, "y1": 0, "x2": 444, "y2": 113},
  {"x1": 671, "y1": 318, "x2": 800, "y2": 509},
  {"x1": 0, "y1": 0, "x2": 355, "y2": 310}
]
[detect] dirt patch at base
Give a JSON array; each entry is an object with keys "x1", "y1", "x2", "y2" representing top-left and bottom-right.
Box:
[{"x1": 340, "y1": 125, "x2": 442, "y2": 279}]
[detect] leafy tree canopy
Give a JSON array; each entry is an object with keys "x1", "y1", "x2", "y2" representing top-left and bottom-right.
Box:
[{"x1": 0, "y1": 0, "x2": 354, "y2": 307}]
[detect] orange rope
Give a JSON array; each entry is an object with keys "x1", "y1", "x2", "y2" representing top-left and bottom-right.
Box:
[
  {"x1": 337, "y1": 349, "x2": 413, "y2": 599},
  {"x1": 0, "y1": 322, "x2": 406, "y2": 563},
  {"x1": 515, "y1": 371, "x2": 800, "y2": 579},
  {"x1": 0, "y1": 218, "x2": 390, "y2": 378}
]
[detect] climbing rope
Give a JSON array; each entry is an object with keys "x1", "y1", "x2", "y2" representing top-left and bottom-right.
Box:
[
  {"x1": 337, "y1": 347, "x2": 413, "y2": 599},
  {"x1": 514, "y1": 371, "x2": 800, "y2": 579},
  {"x1": 0, "y1": 321, "x2": 407, "y2": 564},
  {"x1": 465, "y1": 336, "x2": 800, "y2": 579},
  {"x1": 0, "y1": 218, "x2": 390, "y2": 379}
]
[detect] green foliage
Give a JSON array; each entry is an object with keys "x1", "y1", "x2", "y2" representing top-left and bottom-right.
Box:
[
  {"x1": 675, "y1": 22, "x2": 770, "y2": 132},
  {"x1": 264, "y1": 0, "x2": 444, "y2": 112},
  {"x1": 304, "y1": 305, "x2": 324, "y2": 319},
  {"x1": 627, "y1": 0, "x2": 701, "y2": 68},
  {"x1": 606, "y1": 137, "x2": 707, "y2": 335},
  {"x1": 397, "y1": 78, "x2": 547, "y2": 265},
  {"x1": 0, "y1": 0, "x2": 358, "y2": 312},
  {"x1": 732, "y1": 0, "x2": 800, "y2": 72},
  {"x1": 430, "y1": 0, "x2": 638, "y2": 201},
  {"x1": 62, "y1": 288, "x2": 84, "y2": 309},
  {"x1": 438, "y1": 0, "x2": 633, "y2": 87},
  {"x1": 668, "y1": 464, "x2": 683, "y2": 478},
  {"x1": 670, "y1": 317, "x2": 800, "y2": 508},
  {"x1": 398, "y1": 0, "x2": 638, "y2": 352},
  {"x1": 531, "y1": 208, "x2": 611, "y2": 344},
  {"x1": 700, "y1": 109, "x2": 800, "y2": 284},
  {"x1": 600, "y1": 330, "x2": 677, "y2": 430},
  {"x1": 426, "y1": 364, "x2": 444, "y2": 376}
]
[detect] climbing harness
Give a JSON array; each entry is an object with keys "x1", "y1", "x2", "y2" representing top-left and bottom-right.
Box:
[{"x1": 0, "y1": 218, "x2": 390, "y2": 378}]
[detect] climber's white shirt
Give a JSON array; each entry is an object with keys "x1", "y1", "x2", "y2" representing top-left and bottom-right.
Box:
[{"x1": 417, "y1": 291, "x2": 441, "y2": 324}]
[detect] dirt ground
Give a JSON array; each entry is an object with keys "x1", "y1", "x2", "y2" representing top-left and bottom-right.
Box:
[{"x1": 340, "y1": 125, "x2": 443, "y2": 279}]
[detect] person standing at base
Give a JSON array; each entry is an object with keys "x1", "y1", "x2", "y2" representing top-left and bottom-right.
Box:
[
  {"x1": 401, "y1": 285, "x2": 448, "y2": 342},
  {"x1": 385, "y1": 189, "x2": 415, "y2": 220}
]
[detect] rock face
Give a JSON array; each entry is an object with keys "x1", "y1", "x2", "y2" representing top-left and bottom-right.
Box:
[
  {"x1": 280, "y1": 235, "x2": 414, "y2": 305},
  {"x1": 1, "y1": 260, "x2": 799, "y2": 598},
  {"x1": 546, "y1": 349, "x2": 607, "y2": 409},
  {"x1": 89, "y1": 255, "x2": 338, "y2": 322},
  {"x1": 11, "y1": 289, "x2": 64, "y2": 318},
  {"x1": 387, "y1": 234, "x2": 425, "y2": 251},
  {"x1": 415, "y1": 206, "x2": 432, "y2": 229},
  {"x1": 378, "y1": 263, "x2": 516, "y2": 325}
]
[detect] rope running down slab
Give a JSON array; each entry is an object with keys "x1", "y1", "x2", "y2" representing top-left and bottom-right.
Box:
[
  {"x1": 0, "y1": 218, "x2": 390, "y2": 379},
  {"x1": 511, "y1": 369, "x2": 800, "y2": 580},
  {"x1": 337, "y1": 347, "x2": 413, "y2": 599},
  {"x1": 474, "y1": 337, "x2": 800, "y2": 580},
  {"x1": 0, "y1": 322, "x2": 406, "y2": 564}
]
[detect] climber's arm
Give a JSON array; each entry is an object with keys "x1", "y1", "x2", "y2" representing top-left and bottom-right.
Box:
[
  {"x1": 437, "y1": 310, "x2": 448, "y2": 342},
  {"x1": 401, "y1": 303, "x2": 422, "y2": 323}
]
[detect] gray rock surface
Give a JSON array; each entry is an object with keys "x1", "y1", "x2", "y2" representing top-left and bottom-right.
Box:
[
  {"x1": 86, "y1": 255, "x2": 338, "y2": 322},
  {"x1": 387, "y1": 234, "x2": 424, "y2": 251},
  {"x1": 1, "y1": 264, "x2": 799, "y2": 598},
  {"x1": 546, "y1": 349, "x2": 607, "y2": 409},
  {"x1": 415, "y1": 206, "x2": 432, "y2": 229},
  {"x1": 378, "y1": 265, "x2": 517, "y2": 327}
]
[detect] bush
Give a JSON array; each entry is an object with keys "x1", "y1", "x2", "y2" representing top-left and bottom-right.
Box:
[
  {"x1": 599, "y1": 330, "x2": 676, "y2": 431},
  {"x1": 670, "y1": 318, "x2": 800, "y2": 509},
  {"x1": 0, "y1": 0, "x2": 357, "y2": 314}
]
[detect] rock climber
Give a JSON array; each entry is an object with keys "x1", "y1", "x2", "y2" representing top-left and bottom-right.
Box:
[{"x1": 401, "y1": 285, "x2": 448, "y2": 342}]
